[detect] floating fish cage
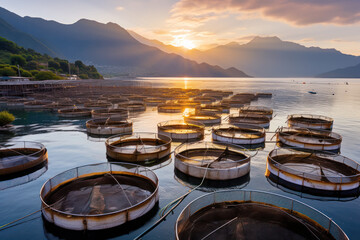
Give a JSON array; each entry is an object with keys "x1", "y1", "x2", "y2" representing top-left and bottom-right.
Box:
[
  {"x1": 195, "y1": 105, "x2": 223, "y2": 115},
  {"x1": 144, "y1": 98, "x2": 165, "y2": 106},
  {"x1": 221, "y1": 99, "x2": 246, "y2": 108},
  {"x1": 175, "y1": 190, "x2": 348, "y2": 240},
  {"x1": 230, "y1": 93, "x2": 256, "y2": 102},
  {"x1": 203, "y1": 93, "x2": 224, "y2": 100},
  {"x1": 44, "y1": 102, "x2": 74, "y2": 112},
  {"x1": 106, "y1": 132, "x2": 172, "y2": 162},
  {"x1": 212, "y1": 103, "x2": 230, "y2": 113},
  {"x1": 157, "y1": 104, "x2": 184, "y2": 113},
  {"x1": 106, "y1": 96, "x2": 129, "y2": 104},
  {"x1": 157, "y1": 120, "x2": 204, "y2": 141},
  {"x1": 84, "y1": 102, "x2": 112, "y2": 109},
  {"x1": 184, "y1": 113, "x2": 221, "y2": 126},
  {"x1": 178, "y1": 101, "x2": 201, "y2": 108},
  {"x1": 266, "y1": 148, "x2": 360, "y2": 195},
  {"x1": 239, "y1": 106, "x2": 273, "y2": 119},
  {"x1": 119, "y1": 101, "x2": 146, "y2": 112},
  {"x1": 0, "y1": 161, "x2": 48, "y2": 190},
  {"x1": 127, "y1": 95, "x2": 147, "y2": 102},
  {"x1": 212, "y1": 124, "x2": 266, "y2": 145},
  {"x1": 40, "y1": 162, "x2": 159, "y2": 231},
  {"x1": 174, "y1": 141, "x2": 250, "y2": 180},
  {"x1": 58, "y1": 107, "x2": 92, "y2": 118},
  {"x1": 5, "y1": 98, "x2": 28, "y2": 108},
  {"x1": 288, "y1": 114, "x2": 334, "y2": 130},
  {"x1": 193, "y1": 96, "x2": 216, "y2": 104},
  {"x1": 277, "y1": 127, "x2": 342, "y2": 151},
  {"x1": 0, "y1": 141, "x2": 48, "y2": 176},
  {"x1": 229, "y1": 113, "x2": 270, "y2": 128},
  {"x1": 86, "y1": 118, "x2": 132, "y2": 136},
  {"x1": 24, "y1": 100, "x2": 53, "y2": 109},
  {"x1": 91, "y1": 108, "x2": 128, "y2": 119}
]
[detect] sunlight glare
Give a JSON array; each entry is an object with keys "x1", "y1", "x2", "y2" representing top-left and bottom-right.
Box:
[
  {"x1": 183, "y1": 108, "x2": 191, "y2": 117},
  {"x1": 171, "y1": 35, "x2": 196, "y2": 49}
]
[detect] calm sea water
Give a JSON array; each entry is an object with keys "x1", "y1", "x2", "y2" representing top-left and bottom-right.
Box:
[{"x1": 1, "y1": 77, "x2": 360, "y2": 239}]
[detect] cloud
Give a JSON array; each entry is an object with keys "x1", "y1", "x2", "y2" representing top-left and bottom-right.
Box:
[
  {"x1": 116, "y1": 6, "x2": 124, "y2": 11},
  {"x1": 170, "y1": 0, "x2": 360, "y2": 26},
  {"x1": 153, "y1": 29, "x2": 171, "y2": 35}
]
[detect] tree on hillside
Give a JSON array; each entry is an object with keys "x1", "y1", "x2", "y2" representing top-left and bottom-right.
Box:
[
  {"x1": 35, "y1": 71, "x2": 62, "y2": 80},
  {"x1": 0, "y1": 67, "x2": 17, "y2": 76},
  {"x1": 59, "y1": 60, "x2": 69, "y2": 73},
  {"x1": 10, "y1": 55, "x2": 26, "y2": 67},
  {"x1": 0, "y1": 37, "x2": 18, "y2": 53},
  {"x1": 25, "y1": 61, "x2": 38, "y2": 70},
  {"x1": 75, "y1": 60, "x2": 86, "y2": 69},
  {"x1": 48, "y1": 60, "x2": 60, "y2": 69}
]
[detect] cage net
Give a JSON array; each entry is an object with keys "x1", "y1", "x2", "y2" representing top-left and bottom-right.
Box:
[
  {"x1": 45, "y1": 174, "x2": 155, "y2": 215},
  {"x1": 179, "y1": 202, "x2": 335, "y2": 240}
]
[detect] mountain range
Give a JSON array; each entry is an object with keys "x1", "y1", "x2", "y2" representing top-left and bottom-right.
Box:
[
  {"x1": 129, "y1": 32, "x2": 360, "y2": 78},
  {"x1": 317, "y1": 63, "x2": 360, "y2": 78},
  {"x1": 0, "y1": 6, "x2": 359, "y2": 78},
  {"x1": 0, "y1": 7, "x2": 249, "y2": 78}
]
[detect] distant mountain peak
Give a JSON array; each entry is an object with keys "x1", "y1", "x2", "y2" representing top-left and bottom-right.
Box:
[
  {"x1": 250, "y1": 36, "x2": 282, "y2": 44},
  {"x1": 74, "y1": 18, "x2": 102, "y2": 26},
  {"x1": 225, "y1": 42, "x2": 240, "y2": 47}
]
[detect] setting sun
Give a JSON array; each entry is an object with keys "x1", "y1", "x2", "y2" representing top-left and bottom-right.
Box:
[
  {"x1": 171, "y1": 36, "x2": 196, "y2": 49},
  {"x1": 180, "y1": 39, "x2": 195, "y2": 49}
]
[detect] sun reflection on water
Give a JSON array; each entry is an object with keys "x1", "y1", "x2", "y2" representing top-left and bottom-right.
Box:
[{"x1": 183, "y1": 77, "x2": 189, "y2": 89}]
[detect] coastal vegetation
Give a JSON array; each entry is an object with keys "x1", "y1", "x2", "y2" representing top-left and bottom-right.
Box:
[
  {"x1": 0, "y1": 37, "x2": 102, "y2": 80},
  {"x1": 0, "y1": 111, "x2": 15, "y2": 126}
]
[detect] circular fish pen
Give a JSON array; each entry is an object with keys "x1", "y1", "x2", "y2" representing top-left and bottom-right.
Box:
[
  {"x1": 91, "y1": 108, "x2": 128, "y2": 119},
  {"x1": 24, "y1": 100, "x2": 53, "y2": 109},
  {"x1": 0, "y1": 161, "x2": 48, "y2": 190},
  {"x1": 239, "y1": 106, "x2": 273, "y2": 119},
  {"x1": 84, "y1": 102, "x2": 112, "y2": 110},
  {"x1": 221, "y1": 99, "x2": 246, "y2": 108},
  {"x1": 106, "y1": 132, "x2": 172, "y2": 162},
  {"x1": 40, "y1": 162, "x2": 159, "y2": 231},
  {"x1": 44, "y1": 102, "x2": 74, "y2": 112},
  {"x1": 157, "y1": 120, "x2": 204, "y2": 141},
  {"x1": 288, "y1": 114, "x2": 334, "y2": 130},
  {"x1": 6, "y1": 98, "x2": 28, "y2": 108},
  {"x1": 174, "y1": 141, "x2": 250, "y2": 180},
  {"x1": 277, "y1": 127, "x2": 342, "y2": 151},
  {"x1": 195, "y1": 105, "x2": 223, "y2": 115},
  {"x1": 157, "y1": 104, "x2": 184, "y2": 113},
  {"x1": 58, "y1": 107, "x2": 92, "y2": 118},
  {"x1": 0, "y1": 141, "x2": 48, "y2": 176},
  {"x1": 193, "y1": 96, "x2": 216, "y2": 104},
  {"x1": 175, "y1": 190, "x2": 348, "y2": 240},
  {"x1": 184, "y1": 113, "x2": 221, "y2": 126},
  {"x1": 266, "y1": 148, "x2": 360, "y2": 196},
  {"x1": 212, "y1": 124, "x2": 266, "y2": 145},
  {"x1": 213, "y1": 103, "x2": 230, "y2": 113},
  {"x1": 119, "y1": 102, "x2": 146, "y2": 112},
  {"x1": 86, "y1": 118, "x2": 132, "y2": 136},
  {"x1": 229, "y1": 113, "x2": 270, "y2": 128},
  {"x1": 145, "y1": 98, "x2": 165, "y2": 106}
]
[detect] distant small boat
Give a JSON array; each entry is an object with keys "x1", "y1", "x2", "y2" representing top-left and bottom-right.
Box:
[{"x1": 308, "y1": 91, "x2": 317, "y2": 94}]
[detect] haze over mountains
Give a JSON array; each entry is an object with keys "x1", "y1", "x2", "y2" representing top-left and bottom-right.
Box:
[
  {"x1": 0, "y1": 6, "x2": 359, "y2": 78},
  {"x1": 0, "y1": 7, "x2": 249, "y2": 78},
  {"x1": 130, "y1": 32, "x2": 360, "y2": 77},
  {"x1": 317, "y1": 63, "x2": 360, "y2": 78}
]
